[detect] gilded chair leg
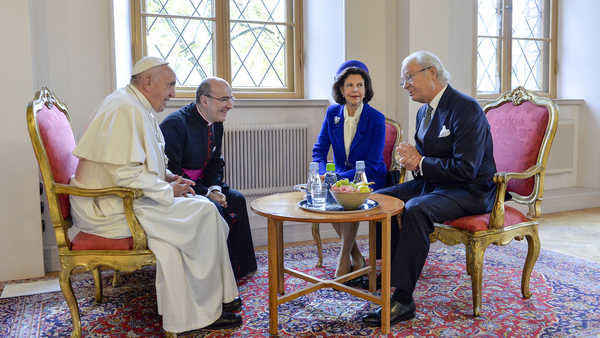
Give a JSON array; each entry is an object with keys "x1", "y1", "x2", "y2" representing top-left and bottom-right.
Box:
[
  {"x1": 311, "y1": 222, "x2": 323, "y2": 267},
  {"x1": 522, "y1": 231, "x2": 541, "y2": 298},
  {"x1": 92, "y1": 267, "x2": 103, "y2": 304},
  {"x1": 112, "y1": 269, "x2": 121, "y2": 287},
  {"x1": 165, "y1": 331, "x2": 177, "y2": 337},
  {"x1": 467, "y1": 242, "x2": 485, "y2": 317},
  {"x1": 59, "y1": 267, "x2": 82, "y2": 338},
  {"x1": 465, "y1": 251, "x2": 473, "y2": 276}
]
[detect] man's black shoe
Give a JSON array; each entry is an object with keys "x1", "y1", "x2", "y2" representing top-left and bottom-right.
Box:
[
  {"x1": 204, "y1": 311, "x2": 242, "y2": 330},
  {"x1": 361, "y1": 299, "x2": 416, "y2": 327},
  {"x1": 360, "y1": 273, "x2": 381, "y2": 290},
  {"x1": 342, "y1": 275, "x2": 364, "y2": 287},
  {"x1": 223, "y1": 297, "x2": 243, "y2": 312}
]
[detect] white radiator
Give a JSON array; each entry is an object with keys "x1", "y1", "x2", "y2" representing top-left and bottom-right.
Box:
[
  {"x1": 546, "y1": 119, "x2": 575, "y2": 175},
  {"x1": 223, "y1": 123, "x2": 310, "y2": 196}
]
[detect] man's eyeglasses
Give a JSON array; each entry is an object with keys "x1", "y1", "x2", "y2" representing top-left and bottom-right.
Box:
[
  {"x1": 399, "y1": 67, "x2": 432, "y2": 87},
  {"x1": 205, "y1": 95, "x2": 236, "y2": 104}
]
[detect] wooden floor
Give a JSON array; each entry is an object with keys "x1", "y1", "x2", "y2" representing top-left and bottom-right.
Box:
[
  {"x1": 257, "y1": 207, "x2": 600, "y2": 264},
  {"x1": 538, "y1": 207, "x2": 600, "y2": 263}
]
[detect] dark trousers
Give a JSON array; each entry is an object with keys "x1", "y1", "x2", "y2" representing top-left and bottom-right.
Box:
[
  {"x1": 210, "y1": 188, "x2": 257, "y2": 278},
  {"x1": 375, "y1": 181, "x2": 472, "y2": 299}
]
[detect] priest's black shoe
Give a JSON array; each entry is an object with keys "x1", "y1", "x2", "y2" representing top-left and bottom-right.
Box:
[
  {"x1": 361, "y1": 299, "x2": 416, "y2": 327},
  {"x1": 360, "y1": 273, "x2": 381, "y2": 290},
  {"x1": 342, "y1": 275, "x2": 364, "y2": 287},
  {"x1": 223, "y1": 297, "x2": 243, "y2": 312},
  {"x1": 204, "y1": 311, "x2": 242, "y2": 330}
]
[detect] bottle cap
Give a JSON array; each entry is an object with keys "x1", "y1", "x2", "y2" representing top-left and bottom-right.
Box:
[
  {"x1": 356, "y1": 160, "x2": 365, "y2": 170},
  {"x1": 326, "y1": 162, "x2": 336, "y2": 172},
  {"x1": 310, "y1": 162, "x2": 319, "y2": 171}
]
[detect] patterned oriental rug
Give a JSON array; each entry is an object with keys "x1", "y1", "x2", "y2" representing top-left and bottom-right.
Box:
[{"x1": 1, "y1": 239, "x2": 600, "y2": 338}]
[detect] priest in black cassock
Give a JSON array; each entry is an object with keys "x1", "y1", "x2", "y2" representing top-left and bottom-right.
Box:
[{"x1": 160, "y1": 77, "x2": 257, "y2": 278}]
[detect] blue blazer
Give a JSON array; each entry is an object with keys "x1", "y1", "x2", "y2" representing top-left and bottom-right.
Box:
[
  {"x1": 312, "y1": 103, "x2": 388, "y2": 190},
  {"x1": 412, "y1": 85, "x2": 498, "y2": 214}
]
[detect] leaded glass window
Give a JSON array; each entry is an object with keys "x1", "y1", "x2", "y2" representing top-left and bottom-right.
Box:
[
  {"x1": 132, "y1": 0, "x2": 303, "y2": 98},
  {"x1": 477, "y1": 0, "x2": 558, "y2": 98}
]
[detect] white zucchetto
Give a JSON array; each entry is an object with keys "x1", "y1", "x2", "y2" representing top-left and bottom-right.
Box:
[{"x1": 132, "y1": 56, "x2": 169, "y2": 76}]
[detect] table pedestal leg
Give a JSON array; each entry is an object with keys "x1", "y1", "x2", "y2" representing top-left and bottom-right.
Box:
[
  {"x1": 380, "y1": 213, "x2": 392, "y2": 334},
  {"x1": 267, "y1": 217, "x2": 282, "y2": 336},
  {"x1": 368, "y1": 221, "x2": 377, "y2": 293}
]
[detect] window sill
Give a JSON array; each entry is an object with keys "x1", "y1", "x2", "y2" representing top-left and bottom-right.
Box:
[{"x1": 167, "y1": 98, "x2": 331, "y2": 110}]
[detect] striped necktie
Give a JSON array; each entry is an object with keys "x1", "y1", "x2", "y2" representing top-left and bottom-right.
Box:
[{"x1": 417, "y1": 105, "x2": 433, "y2": 142}]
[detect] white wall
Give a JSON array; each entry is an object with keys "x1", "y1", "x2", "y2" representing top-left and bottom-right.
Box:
[
  {"x1": 404, "y1": 0, "x2": 477, "y2": 142},
  {"x1": 303, "y1": 0, "x2": 345, "y2": 101},
  {"x1": 558, "y1": 0, "x2": 600, "y2": 189},
  {"x1": 0, "y1": 2, "x2": 44, "y2": 281},
  {"x1": 27, "y1": 0, "x2": 116, "y2": 273},
  {"x1": 345, "y1": 0, "x2": 398, "y2": 120},
  {"x1": 31, "y1": 0, "x2": 114, "y2": 140}
]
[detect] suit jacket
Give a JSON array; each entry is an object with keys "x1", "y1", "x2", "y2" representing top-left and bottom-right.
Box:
[
  {"x1": 160, "y1": 103, "x2": 228, "y2": 197},
  {"x1": 413, "y1": 85, "x2": 498, "y2": 214},
  {"x1": 312, "y1": 103, "x2": 388, "y2": 190}
]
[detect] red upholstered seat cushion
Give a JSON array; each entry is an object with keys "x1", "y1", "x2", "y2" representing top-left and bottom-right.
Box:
[
  {"x1": 37, "y1": 104, "x2": 79, "y2": 220},
  {"x1": 442, "y1": 206, "x2": 529, "y2": 232},
  {"x1": 383, "y1": 122, "x2": 398, "y2": 171},
  {"x1": 71, "y1": 232, "x2": 134, "y2": 251},
  {"x1": 486, "y1": 101, "x2": 549, "y2": 196}
]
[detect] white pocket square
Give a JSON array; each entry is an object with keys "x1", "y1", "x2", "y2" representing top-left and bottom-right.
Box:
[{"x1": 438, "y1": 125, "x2": 451, "y2": 138}]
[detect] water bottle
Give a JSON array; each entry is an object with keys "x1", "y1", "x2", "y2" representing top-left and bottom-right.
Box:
[
  {"x1": 306, "y1": 162, "x2": 320, "y2": 205},
  {"x1": 353, "y1": 160, "x2": 368, "y2": 184},
  {"x1": 323, "y1": 162, "x2": 339, "y2": 205}
]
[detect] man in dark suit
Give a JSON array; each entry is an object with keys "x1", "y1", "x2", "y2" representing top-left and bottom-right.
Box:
[
  {"x1": 362, "y1": 51, "x2": 499, "y2": 327},
  {"x1": 160, "y1": 77, "x2": 257, "y2": 279}
]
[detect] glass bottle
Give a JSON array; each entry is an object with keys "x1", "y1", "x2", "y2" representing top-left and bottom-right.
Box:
[
  {"x1": 323, "y1": 162, "x2": 339, "y2": 205},
  {"x1": 353, "y1": 160, "x2": 368, "y2": 184},
  {"x1": 306, "y1": 162, "x2": 321, "y2": 206}
]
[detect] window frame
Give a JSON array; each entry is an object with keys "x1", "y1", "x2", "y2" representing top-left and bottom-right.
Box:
[
  {"x1": 131, "y1": 0, "x2": 304, "y2": 99},
  {"x1": 477, "y1": 0, "x2": 559, "y2": 99}
]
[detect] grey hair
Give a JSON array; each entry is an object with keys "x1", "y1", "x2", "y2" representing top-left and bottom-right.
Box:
[
  {"x1": 402, "y1": 51, "x2": 451, "y2": 84},
  {"x1": 195, "y1": 78, "x2": 213, "y2": 104}
]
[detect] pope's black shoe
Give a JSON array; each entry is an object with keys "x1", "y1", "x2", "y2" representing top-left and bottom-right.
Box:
[
  {"x1": 223, "y1": 297, "x2": 243, "y2": 312},
  {"x1": 361, "y1": 299, "x2": 416, "y2": 327},
  {"x1": 204, "y1": 311, "x2": 243, "y2": 330}
]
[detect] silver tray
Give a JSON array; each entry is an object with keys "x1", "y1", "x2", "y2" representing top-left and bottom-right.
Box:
[
  {"x1": 293, "y1": 183, "x2": 308, "y2": 192},
  {"x1": 298, "y1": 199, "x2": 379, "y2": 214}
]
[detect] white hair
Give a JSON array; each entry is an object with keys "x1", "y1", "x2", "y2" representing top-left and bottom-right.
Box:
[{"x1": 402, "y1": 51, "x2": 451, "y2": 84}]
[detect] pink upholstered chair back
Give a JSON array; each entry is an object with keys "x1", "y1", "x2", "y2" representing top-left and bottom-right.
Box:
[
  {"x1": 383, "y1": 118, "x2": 402, "y2": 171},
  {"x1": 30, "y1": 88, "x2": 79, "y2": 220},
  {"x1": 486, "y1": 101, "x2": 549, "y2": 197}
]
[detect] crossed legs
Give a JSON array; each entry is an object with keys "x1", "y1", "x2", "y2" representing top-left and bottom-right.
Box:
[{"x1": 332, "y1": 222, "x2": 366, "y2": 277}]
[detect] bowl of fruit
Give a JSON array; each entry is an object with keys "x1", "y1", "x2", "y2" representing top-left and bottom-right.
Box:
[{"x1": 329, "y1": 179, "x2": 374, "y2": 210}]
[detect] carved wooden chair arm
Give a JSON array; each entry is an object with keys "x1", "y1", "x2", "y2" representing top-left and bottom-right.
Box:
[
  {"x1": 399, "y1": 167, "x2": 406, "y2": 184},
  {"x1": 53, "y1": 184, "x2": 149, "y2": 250},
  {"x1": 488, "y1": 164, "x2": 543, "y2": 230},
  {"x1": 493, "y1": 164, "x2": 543, "y2": 184}
]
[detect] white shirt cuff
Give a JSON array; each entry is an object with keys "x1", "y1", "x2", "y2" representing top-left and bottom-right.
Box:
[{"x1": 207, "y1": 185, "x2": 222, "y2": 196}]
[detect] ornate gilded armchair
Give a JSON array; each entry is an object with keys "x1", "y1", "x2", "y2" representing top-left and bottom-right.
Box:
[
  {"x1": 27, "y1": 87, "x2": 176, "y2": 338},
  {"x1": 430, "y1": 86, "x2": 559, "y2": 316},
  {"x1": 311, "y1": 118, "x2": 404, "y2": 267}
]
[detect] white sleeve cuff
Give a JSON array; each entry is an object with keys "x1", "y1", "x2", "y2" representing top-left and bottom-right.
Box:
[{"x1": 208, "y1": 185, "x2": 222, "y2": 196}]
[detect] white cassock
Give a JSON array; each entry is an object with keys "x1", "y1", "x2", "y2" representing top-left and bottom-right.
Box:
[{"x1": 69, "y1": 85, "x2": 238, "y2": 333}]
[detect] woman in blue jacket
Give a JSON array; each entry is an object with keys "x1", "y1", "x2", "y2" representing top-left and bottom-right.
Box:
[{"x1": 312, "y1": 60, "x2": 387, "y2": 284}]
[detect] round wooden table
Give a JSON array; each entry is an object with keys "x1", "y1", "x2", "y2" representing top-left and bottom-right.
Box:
[{"x1": 251, "y1": 191, "x2": 404, "y2": 335}]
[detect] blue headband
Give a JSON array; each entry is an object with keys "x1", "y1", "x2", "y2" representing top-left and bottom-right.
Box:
[{"x1": 336, "y1": 60, "x2": 369, "y2": 76}]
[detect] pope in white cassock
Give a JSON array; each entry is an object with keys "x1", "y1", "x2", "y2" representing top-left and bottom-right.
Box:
[{"x1": 69, "y1": 56, "x2": 243, "y2": 333}]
